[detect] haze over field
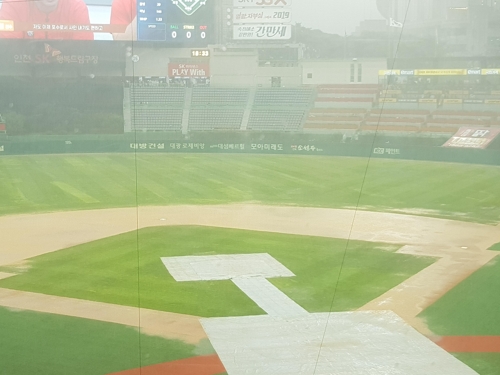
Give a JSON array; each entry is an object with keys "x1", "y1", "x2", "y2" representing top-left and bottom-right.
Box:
[{"x1": 294, "y1": 0, "x2": 383, "y2": 35}]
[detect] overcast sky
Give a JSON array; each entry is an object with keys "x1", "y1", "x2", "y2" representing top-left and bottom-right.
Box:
[{"x1": 294, "y1": 0, "x2": 384, "y2": 35}]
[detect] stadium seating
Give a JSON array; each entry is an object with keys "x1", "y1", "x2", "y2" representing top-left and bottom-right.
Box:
[
  {"x1": 130, "y1": 108, "x2": 183, "y2": 131},
  {"x1": 314, "y1": 84, "x2": 379, "y2": 110},
  {"x1": 304, "y1": 108, "x2": 366, "y2": 132},
  {"x1": 188, "y1": 109, "x2": 244, "y2": 131},
  {"x1": 253, "y1": 88, "x2": 314, "y2": 108},
  {"x1": 247, "y1": 110, "x2": 307, "y2": 132},
  {"x1": 127, "y1": 86, "x2": 315, "y2": 133},
  {"x1": 246, "y1": 88, "x2": 315, "y2": 131},
  {"x1": 130, "y1": 86, "x2": 185, "y2": 106},
  {"x1": 191, "y1": 87, "x2": 250, "y2": 107}
]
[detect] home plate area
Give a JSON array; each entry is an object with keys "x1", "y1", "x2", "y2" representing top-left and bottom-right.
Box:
[{"x1": 161, "y1": 254, "x2": 477, "y2": 375}]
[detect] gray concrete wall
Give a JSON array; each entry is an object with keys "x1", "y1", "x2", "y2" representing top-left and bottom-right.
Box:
[{"x1": 301, "y1": 60, "x2": 386, "y2": 85}]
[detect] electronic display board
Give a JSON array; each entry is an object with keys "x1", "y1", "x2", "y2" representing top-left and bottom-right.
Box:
[{"x1": 0, "y1": 0, "x2": 214, "y2": 45}]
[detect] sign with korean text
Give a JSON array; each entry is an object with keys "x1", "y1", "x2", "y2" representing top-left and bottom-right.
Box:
[
  {"x1": 415, "y1": 69, "x2": 467, "y2": 76},
  {"x1": 373, "y1": 147, "x2": 401, "y2": 156},
  {"x1": 233, "y1": 0, "x2": 292, "y2": 7},
  {"x1": 443, "y1": 128, "x2": 500, "y2": 149},
  {"x1": 168, "y1": 62, "x2": 210, "y2": 77},
  {"x1": 443, "y1": 99, "x2": 463, "y2": 104},
  {"x1": 233, "y1": 24, "x2": 291, "y2": 40},
  {"x1": 482, "y1": 69, "x2": 500, "y2": 75},
  {"x1": 233, "y1": 9, "x2": 292, "y2": 24}
]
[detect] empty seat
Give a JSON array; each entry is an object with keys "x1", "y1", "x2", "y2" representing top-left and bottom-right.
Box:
[
  {"x1": 188, "y1": 109, "x2": 244, "y2": 131},
  {"x1": 248, "y1": 110, "x2": 306, "y2": 131}
]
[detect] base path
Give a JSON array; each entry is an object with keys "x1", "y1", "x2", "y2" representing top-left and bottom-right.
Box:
[
  {"x1": 0, "y1": 288, "x2": 206, "y2": 344},
  {"x1": 107, "y1": 354, "x2": 225, "y2": 375},
  {"x1": 0, "y1": 204, "x2": 499, "y2": 336},
  {"x1": 436, "y1": 336, "x2": 500, "y2": 353}
]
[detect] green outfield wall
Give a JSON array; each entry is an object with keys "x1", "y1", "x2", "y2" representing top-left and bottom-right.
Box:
[{"x1": 0, "y1": 133, "x2": 498, "y2": 166}]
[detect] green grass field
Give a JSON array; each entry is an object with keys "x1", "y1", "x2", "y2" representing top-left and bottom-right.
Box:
[
  {"x1": 0, "y1": 307, "x2": 197, "y2": 375},
  {"x1": 0, "y1": 154, "x2": 499, "y2": 223},
  {"x1": 0, "y1": 226, "x2": 435, "y2": 317},
  {"x1": 420, "y1": 258, "x2": 500, "y2": 375},
  {"x1": 454, "y1": 354, "x2": 500, "y2": 375},
  {"x1": 488, "y1": 242, "x2": 500, "y2": 251},
  {"x1": 420, "y1": 258, "x2": 500, "y2": 336},
  {"x1": 1, "y1": 153, "x2": 500, "y2": 374}
]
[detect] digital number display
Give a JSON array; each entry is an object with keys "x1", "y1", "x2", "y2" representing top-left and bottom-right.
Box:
[
  {"x1": 137, "y1": 0, "x2": 213, "y2": 45},
  {"x1": 191, "y1": 49, "x2": 210, "y2": 57}
]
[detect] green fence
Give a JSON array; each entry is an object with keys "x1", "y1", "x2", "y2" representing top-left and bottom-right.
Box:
[{"x1": 0, "y1": 133, "x2": 499, "y2": 166}]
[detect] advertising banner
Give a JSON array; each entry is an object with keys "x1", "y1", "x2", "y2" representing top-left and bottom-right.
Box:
[
  {"x1": 233, "y1": 0, "x2": 292, "y2": 7},
  {"x1": 233, "y1": 24, "x2": 291, "y2": 40},
  {"x1": 378, "y1": 70, "x2": 400, "y2": 76},
  {"x1": 233, "y1": 8, "x2": 292, "y2": 24},
  {"x1": 482, "y1": 69, "x2": 500, "y2": 75},
  {"x1": 0, "y1": 40, "x2": 125, "y2": 75},
  {"x1": 168, "y1": 62, "x2": 210, "y2": 77},
  {"x1": 443, "y1": 128, "x2": 500, "y2": 149},
  {"x1": 415, "y1": 69, "x2": 467, "y2": 76}
]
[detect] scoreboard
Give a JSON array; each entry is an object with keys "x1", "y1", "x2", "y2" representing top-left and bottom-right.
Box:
[
  {"x1": 0, "y1": 0, "x2": 215, "y2": 46},
  {"x1": 137, "y1": 0, "x2": 214, "y2": 45}
]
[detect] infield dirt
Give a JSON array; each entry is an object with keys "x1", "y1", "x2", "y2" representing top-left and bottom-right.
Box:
[{"x1": 0, "y1": 204, "x2": 499, "y2": 340}]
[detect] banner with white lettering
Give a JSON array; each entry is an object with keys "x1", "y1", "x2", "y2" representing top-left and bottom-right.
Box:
[
  {"x1": 233, "y1": 9, "x2": 292, "y2": 24},
  {"x1": 233, "y1": 0, "x2": 292, "y2": 7},
  {"x1": 168, "y1": 62, "x2": 210, "y2": 78},
  {"x1": 443, "y1": 127, "x2": 500, "y2": 149},
  {"x1": 233, "y1": 24, "x2": 292, "y2": 40}
]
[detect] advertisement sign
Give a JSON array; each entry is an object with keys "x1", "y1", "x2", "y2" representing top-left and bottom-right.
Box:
[
  {"x1": 233, "y1": 8, "x2": 292, "y2": 24},
  {"x1": 467, "y1": 69, "x2": 481, "y2": 75},
  {"x1": 415, "y1": 69, "x2": 467, "y2": 76},
  {"x1": 443, "y1": 128, "x2": 500, "y2": 149},
  {"x1": 233, "y1": 24, "x2": 291, "y2": 40},
  {"x1": 0, "y1": 40, "x2": 125, "y2": 68},
  {"x1": 400, "y1": 70, "x2": 415, "y2": 75},
  {"x1": 482, "y1": 69, "x2": 500, "y2": 75},
  {"x1": 168, "y1": 62, "x2": 210, "y2": 77},
  {"x1": 233, "y1": 0, "x2": 292, "y2": 7},
  {"x1": 379, "y1": 70, "x2": 400, "y2": 76}
]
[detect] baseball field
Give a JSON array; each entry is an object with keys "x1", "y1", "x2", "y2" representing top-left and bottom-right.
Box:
[{"x1": 0, "y1": 153, "x2": 499, "y2": 374}]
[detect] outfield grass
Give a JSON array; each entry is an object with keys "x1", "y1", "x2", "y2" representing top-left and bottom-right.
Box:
[
  {"x1": 420, "y1": 258, "x2": 500, "y2": 336},
  {"x1": 0, "y1": 154, "x2": 499, "y2": 223},
  {"x1": 454, "y1": 354, "x2": 500, "y2": 375},
  {"x1": 0, "y1": 307, "x2": 196, "y2": 375},
  {"x1": 0, "y1": 226, "x2": 434, "y2": 317}
]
